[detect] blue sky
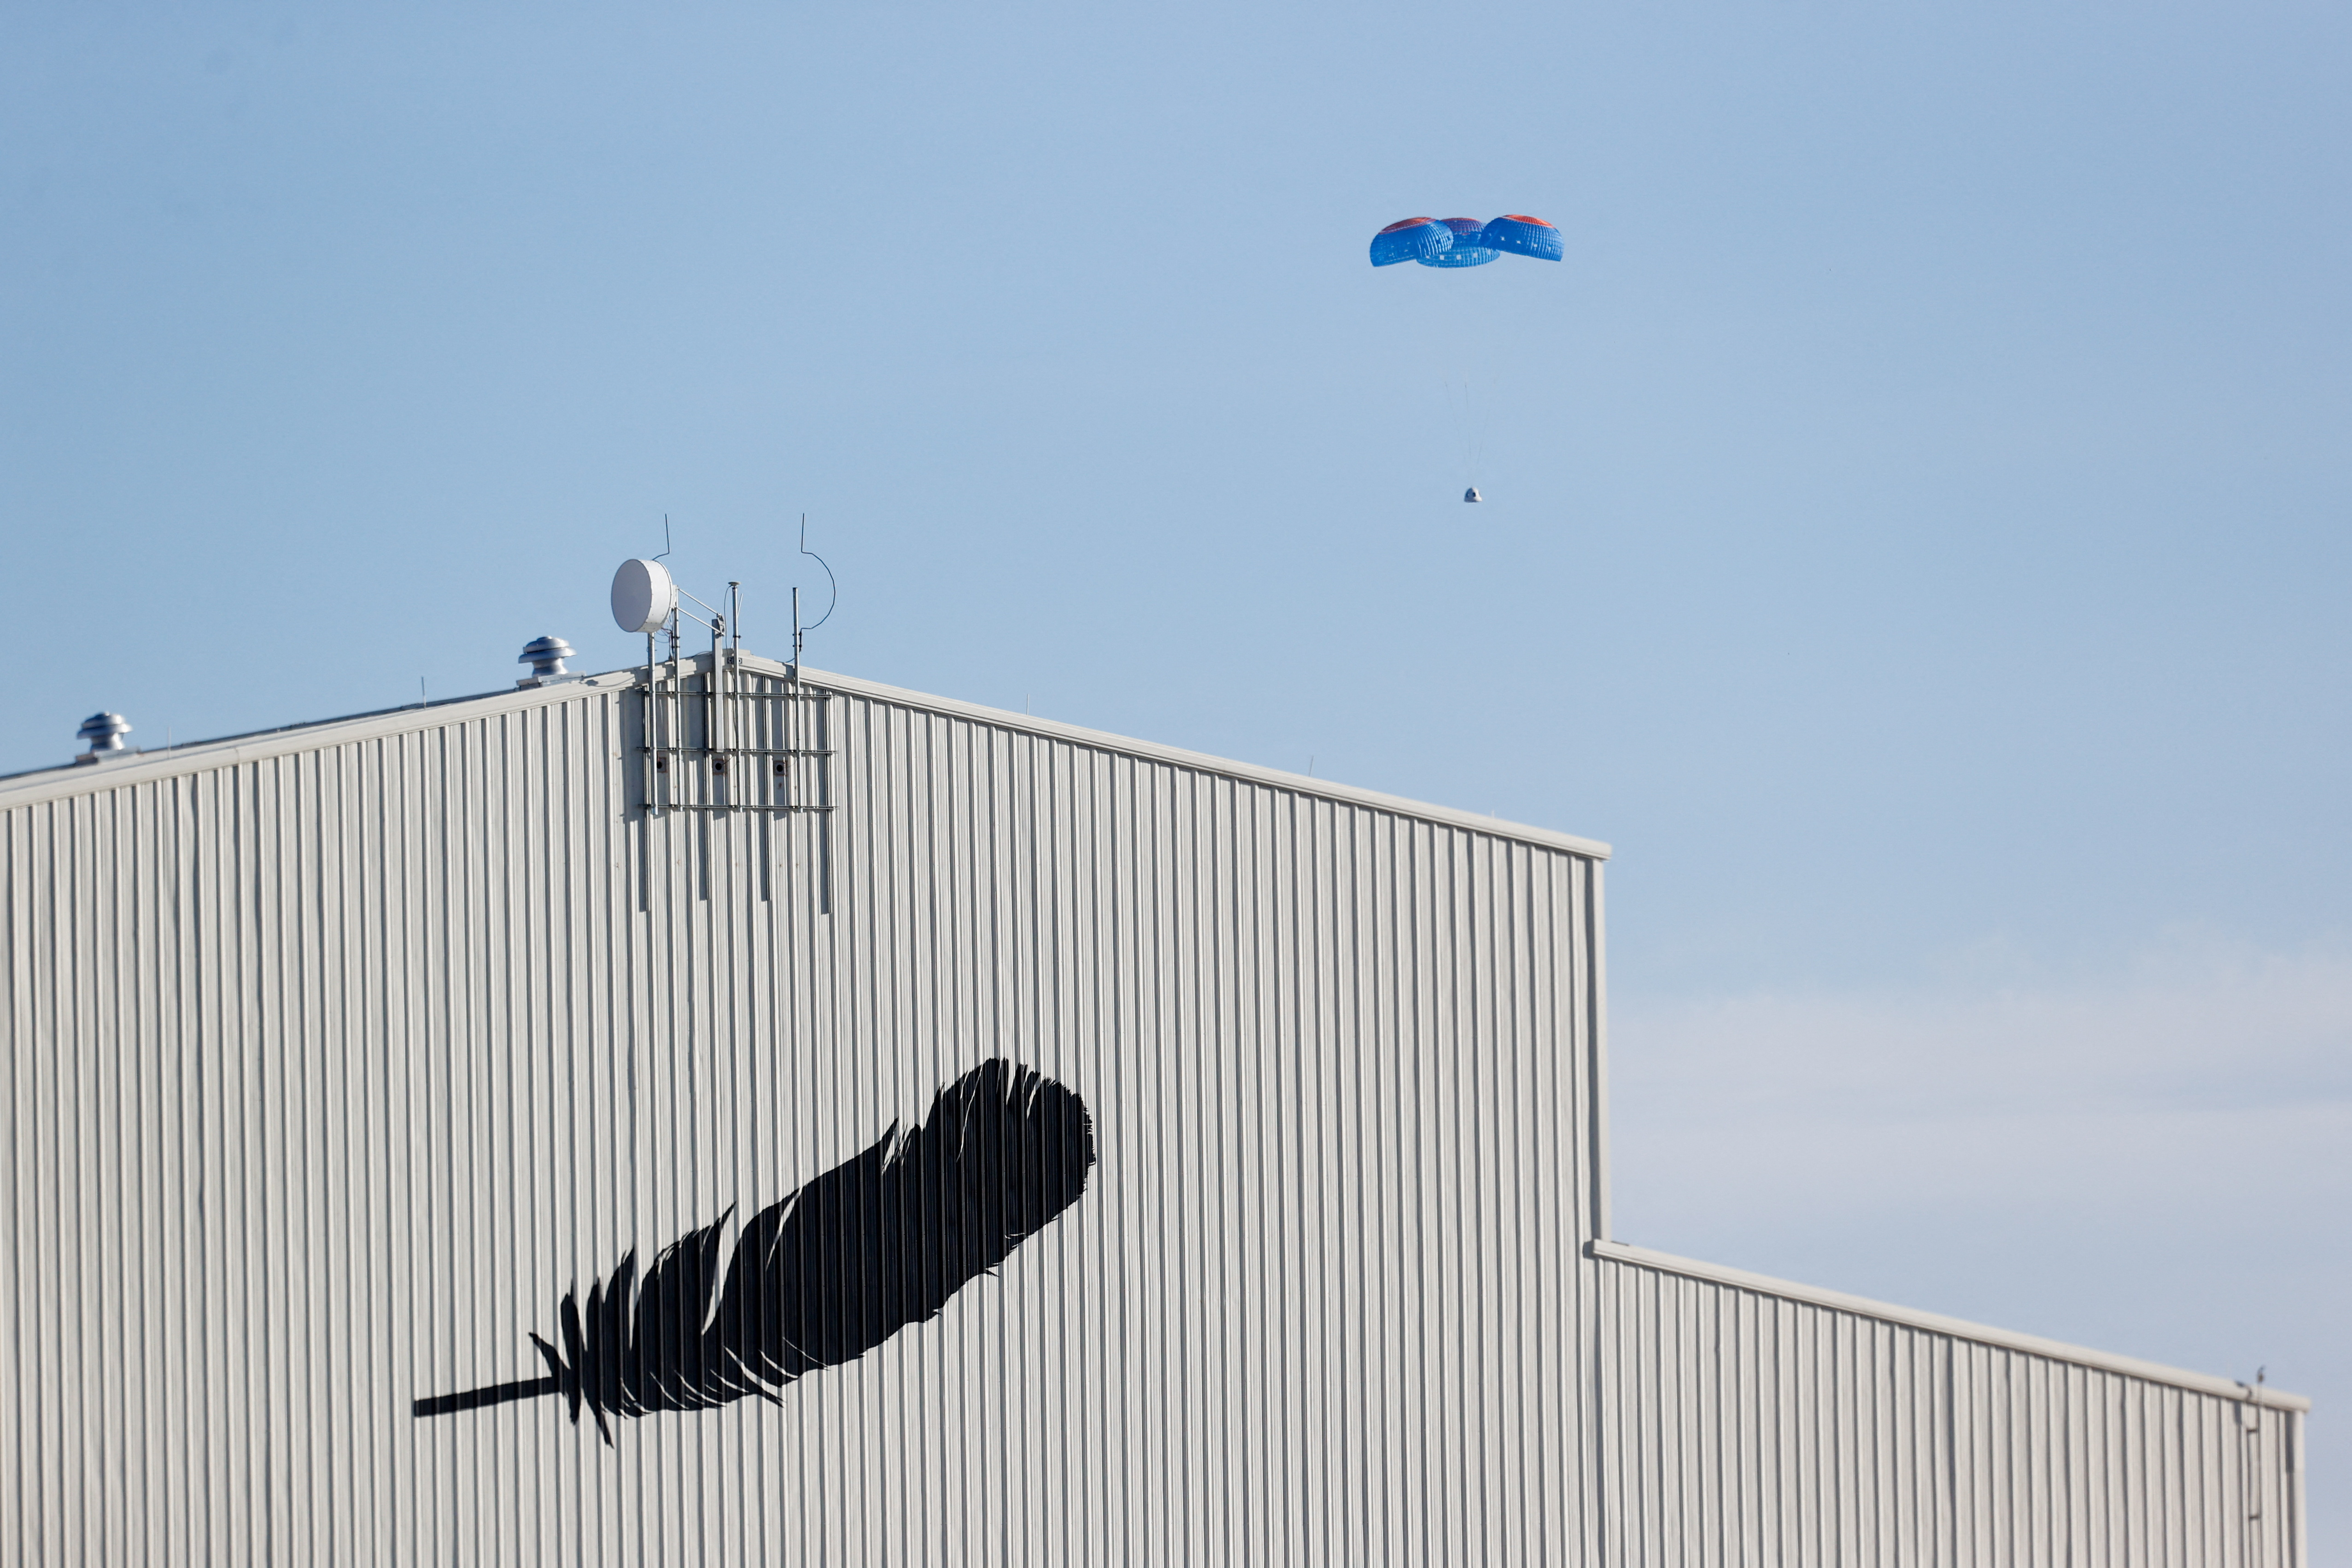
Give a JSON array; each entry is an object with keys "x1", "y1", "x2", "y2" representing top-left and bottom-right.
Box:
[{"x1": 6, "y1": 0, "x2": 2346, "y2": 1537}]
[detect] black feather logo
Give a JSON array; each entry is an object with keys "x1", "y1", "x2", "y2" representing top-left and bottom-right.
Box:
[{"x1": 415, "y1": 1058, "x2": 1096, "y2": 1441}]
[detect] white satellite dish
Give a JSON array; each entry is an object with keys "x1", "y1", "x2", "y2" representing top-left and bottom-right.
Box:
[{"x1": 611, "y1": 558, "x2": 677, "y2": 634}]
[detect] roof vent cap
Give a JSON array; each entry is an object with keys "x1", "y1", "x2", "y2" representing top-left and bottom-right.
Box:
[
  {"x1": 75, "y1": 711, "x2": 132, "y2": 765},
  {"x1": 517, "y1": 635, "x2": 582, "y2": 689}
]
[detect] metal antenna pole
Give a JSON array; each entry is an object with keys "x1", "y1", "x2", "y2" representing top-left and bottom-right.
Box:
[
  {"x1": 709, "y1": 599, "x2": 726, "y2": 811},
  {"x1": 667, "y1": 608, "x2": 682, "y2": 817},
  {"x1": 726, "y1": 580, "x2": 741, "y2": 789},
  {"x1": 729, "y1": 580, "x2": 744, "y2": 811},
  {"x1": 790, "y1": 584, "x2": 804, "y2": 818}
]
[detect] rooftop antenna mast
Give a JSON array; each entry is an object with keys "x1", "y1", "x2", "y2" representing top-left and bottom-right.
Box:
[
  {"x1": 608, "y1": 521, "x2": 835, "y2": 869},
  {"x1": 793, "y1": 513, "x2": 837, "y2": 673},
  {"x1": 657, "y1": 516, "x2": 680, "y2": 670}
]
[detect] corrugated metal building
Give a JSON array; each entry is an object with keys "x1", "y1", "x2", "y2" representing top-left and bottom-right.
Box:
[{"x1": 1, "y1": 649, "x2": 2310, "y2": 1563}]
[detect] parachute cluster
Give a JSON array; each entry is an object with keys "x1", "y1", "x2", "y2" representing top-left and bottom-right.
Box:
[
  {"x1": 1369, "y1": 211, "x2": 1563, "y2": 502},
  {"x1": 1369, "y1": 214, "x2": 1562, "y2": 269}
]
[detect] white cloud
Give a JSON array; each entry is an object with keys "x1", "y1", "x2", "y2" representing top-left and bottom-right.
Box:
[
  {"x1": 1608, "y1": 929, "x2": 2352, "y2": 1541},
  {"x1": 1620, "y1": 927, "x2": 2352, "y2": 1123}
]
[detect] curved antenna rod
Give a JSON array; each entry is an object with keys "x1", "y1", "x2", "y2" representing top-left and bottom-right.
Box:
[
  {"x1": 654, "y1": 515, "x2": 673, "y2": 562},
  {"x1": 799, "y1": 514, "x2": 837, "y2": 632}
]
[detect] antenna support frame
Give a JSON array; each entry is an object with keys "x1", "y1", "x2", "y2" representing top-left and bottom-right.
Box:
[{"x1": 632, "y1": 580, "x2": 833, "y2": 822}]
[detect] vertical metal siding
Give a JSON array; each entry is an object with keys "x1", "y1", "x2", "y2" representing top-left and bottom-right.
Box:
[
  {"x1": 1588, "y1": 1258, "x2": 2305, "y2": 1566},
  {"x1": 3, "y1": 674, "x2": 1603, "y2": 1563},
  {"x1": 0, "y1": 665, "x2": 2306, "y2": 1563}
]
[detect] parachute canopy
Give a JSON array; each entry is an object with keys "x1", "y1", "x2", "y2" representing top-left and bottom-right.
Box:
[
  {"x1": 1369, "y1": 216, "x2": 1452, "y2": 267},
  {"x1": 1368, "y1": 212, "x2": 1562, "y2": 268},
  {"x1": 1480, "y1": 214, "x2": 1564, "y2": 262},
  {"x1": 1421, "y1": 217, "x2": 1499, "y2": 269}
]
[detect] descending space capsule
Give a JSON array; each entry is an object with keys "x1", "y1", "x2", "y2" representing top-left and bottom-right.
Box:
[{"x1": 1370, "y1": 212, "x2": 1564, "y2": 503}]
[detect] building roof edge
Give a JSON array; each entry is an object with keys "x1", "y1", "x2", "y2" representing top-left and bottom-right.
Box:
[
  {"x1": 780, "y1": 659, "x2": 1612, "y2": 860},
  {"x1": 1589, "y1": 1239, "x2": 2312, "y2": 1411},
  {"x1": 0, "y1": 654, "x2": 1613, "y2": 860}
]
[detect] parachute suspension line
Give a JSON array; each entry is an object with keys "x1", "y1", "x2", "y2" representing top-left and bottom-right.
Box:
[
  {"x1": 1468, "y1": 380, "x2": 1486, "y2": 484},
  {"x1": 1433, "y1": 373, "x2": 1468, "y2": 493},
  {"x1": 1436, "y1": 278, "x2": 1485, "y2": 495},
  {"x1": 1453, "y1": 379, "x2": 1469, "y2": 487},
  {"x1": 1433, "y1": 372, "x2": 1482, "y2": 495},
  {"x1": 1462, "y1": 275, "x2": 1494, "y2": 492},
  {"x1": 1462, "y1": 379, "x2": 1485, "y2": 491},
  {"x1": 1445, "y1": 376, "x2": 1483, "y2": 492}
]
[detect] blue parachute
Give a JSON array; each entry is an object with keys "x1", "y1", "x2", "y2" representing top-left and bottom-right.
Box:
[
  {"x1": 1369, "y1": 212, "x2": 1564, "y2": 504},
  {"x1": 1368, "y1": 212, "x2": 1562, "y2": 268},
  {"x1": 1480, "y1": 214, "x2": 1564, "y2": 262},
  {"x1": 1420, "y1": 217, "x2": 1499, "y2": 268},
  {"x1": 1369, "y1": 217, "x2": 1453, "y2": 267}
]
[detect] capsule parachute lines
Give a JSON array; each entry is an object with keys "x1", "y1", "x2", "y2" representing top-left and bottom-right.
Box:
[{"x1": 1368, "y1": 211, "x2": 1565, "y2": 504}]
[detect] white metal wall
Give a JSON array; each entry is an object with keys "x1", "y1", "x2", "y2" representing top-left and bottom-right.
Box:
[
  {"x1": 1, "y1": 660, "x2": 1604, "y2": 1564},
  {"x1": 1589, "y1": 1246, "x2": 2306, "y2": 1567},
  {"x1": 0, "y1": 656, "x2": 2308, "y2": 1564}
]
